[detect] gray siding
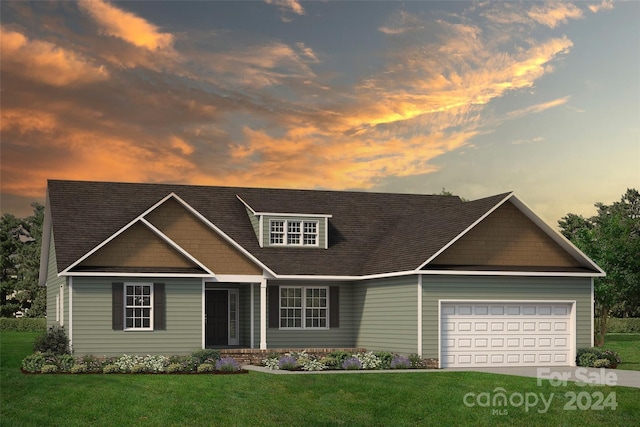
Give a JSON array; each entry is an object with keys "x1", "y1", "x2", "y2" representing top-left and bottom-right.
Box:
[
  {"x1": 353, "y1": 276, "x2": 419, "y2": 354},
  {"x1": 266, "y1": 281, "x2": 355, "y2": 348},
  {"x1": 246, "y1": 208, "x2": 260, "y2": 243},
  {"x1": 71, "y1": 277, "x2": 202, "y2": 356},
  {"x1": 421, "y1": 275, "x2": 592, "y2": 359},
  {"x1": 46, "y1": 229, "x2": 67, "y2": 329},
  {"x1": 262, "y1": 216, "x2": 327, "y2": 249}
]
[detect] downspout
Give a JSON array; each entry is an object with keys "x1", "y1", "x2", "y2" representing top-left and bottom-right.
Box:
[
  {"x1": 68, "y1": 277, "x2": 73, "y2": 353},
  {"x1": 417, "y1": 275, "x2": 423, "y2": 357}
]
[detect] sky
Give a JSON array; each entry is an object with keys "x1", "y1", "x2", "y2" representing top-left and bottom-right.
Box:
[{"x1": 1, "y1": 0, "x2": 638, "y2": 226}]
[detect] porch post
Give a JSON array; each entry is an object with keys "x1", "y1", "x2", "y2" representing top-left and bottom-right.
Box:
[
  {"x1": 260, "y1": 278, "x2": 267, "y2": 350},
  {"x1": 250, "y1": 283, "x2": 255, "y2": 349}
]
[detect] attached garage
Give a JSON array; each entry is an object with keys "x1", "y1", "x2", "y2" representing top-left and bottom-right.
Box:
[{"x1": 440, "y1": 301, "x2": 574, "y2": 368}]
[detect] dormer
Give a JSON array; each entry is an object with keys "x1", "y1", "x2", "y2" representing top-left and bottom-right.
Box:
[{"x1": 237, "y1": 195, "x2": 331, "y2": 249}]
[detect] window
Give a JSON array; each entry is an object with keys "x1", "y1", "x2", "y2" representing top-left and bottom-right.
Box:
[
  {"x1": 270, "y1": 220, "x2": 284, "y2": 244},
  {"x1": 125, "y1": 284, "x2": 153, "y2": 330},
  {"x1": 279, "y1": 287, "x2": 327, "y2": 329},
  {"x1": 270, "y1": 219, "x2": 319, "y2": 246}
]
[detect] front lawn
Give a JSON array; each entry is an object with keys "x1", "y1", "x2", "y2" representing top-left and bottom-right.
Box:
[
  {"x1": 1, "y1": 332, "x2": 639, "y2": 426},
  {"x1": 604, "y1": 333, "x2": 640, "y2": 371}
]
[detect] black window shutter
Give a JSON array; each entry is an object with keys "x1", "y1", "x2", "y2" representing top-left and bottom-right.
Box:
[
  {"x1": 268, "y1": 286, "x2": 279, "y2": 328},
  {"x1": 154, "y1": 283, "x2": 166, "y2": 330},
  {"x1": 329, "y1": 286, "x2": 339, "y2": 328},
  {"x1": 112, "y1": 283, "x2": 124, "y2": 330}
]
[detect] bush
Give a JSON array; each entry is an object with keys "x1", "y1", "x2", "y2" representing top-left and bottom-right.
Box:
[
  {"x1": 578, "y1": 352, "x2": 598, "y2": 368},
  {"x1": 299, "y1": 358, "x2": 326, "y2": 371},
  {"x1": 390, "y1": 355, "x2": 411, "y2": 369},
  {"x1": 327, "y1": 350, "x2": 350, "y2": 367},
  {"x1": 166, "y1": 363, "x2": 185, "y2": 373},
  {"x1": 22, "y1": 353, "x2": 46, "y2": 373},
  {"x1": 191, "y1": 349, "x2": 220, "y2": 364},
  {"x1": 408, "y1": 354, "x2": 426, "y2": 369},
  {"x1": 77, "y1": 355, "x2": 103, "y2": 373},
  {"x1": 594, "y1": 358, "x2": 611, "y2": 368},
  {"x1": 278, "y1": 356, "x2": 298, "y2": 370},
  {"x1": 606, "y1": 318, "x2": 640, "y2": 333},
  {"x1": 41, "y1": 364, "x2": 58, "y2": 374},
  {"x1": 216, "y1": 357, "x2": 241, "y2": 372},
  {"x1": 262, "y1": 356, "x2": 280, "y2": 370},
  {"x1": 374, "y1": 351, "x2": 394, "y2": 369},
  {"x1": 0, "y1": 318, "x2": 46, "y2": 332},
  {"x1": 103, "y1": 364, "x2": 121, "y2": 374},
  {"x1": 196, "y1": 363, "x2": 215, "y2": 373},
  {"x1": 131, "y1": 364, "x2": 147, "y2": 374},
  {"x1": 602, "y1": 349, "x2": 621, "y2": 368},
  {"x1": 56, "y1": 354, "x2": 75, "y2": 372},
  {"x1": 33, "y1": 326, "x2": 70, "y2": 355},
  {"x1": 342, "y1": 357, "x2": 362, "y2": 370},
  {"x1": 70, "y1": 364, "x2": 88, "y2": 374}
]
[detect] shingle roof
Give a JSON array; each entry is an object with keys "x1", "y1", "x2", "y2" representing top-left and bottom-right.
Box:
[{"x1": 46, "y1": 180, "x2": 510, "y2": 277}]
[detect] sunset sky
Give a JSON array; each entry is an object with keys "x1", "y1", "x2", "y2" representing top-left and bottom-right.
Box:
[{"x1": 1, "y1": 0, "x2": 638, "y2": 226}]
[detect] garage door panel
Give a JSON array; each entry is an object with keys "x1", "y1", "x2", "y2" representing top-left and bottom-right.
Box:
[{"x1": 441, "y1": 302, "x2": 572, "y2": 367}]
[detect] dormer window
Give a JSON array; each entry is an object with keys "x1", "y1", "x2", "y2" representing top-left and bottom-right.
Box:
[{"x1": 270, "y1": 219, "x2": 319, "y2": 246}]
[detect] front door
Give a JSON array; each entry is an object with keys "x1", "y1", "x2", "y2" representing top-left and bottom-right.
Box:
[{"x1": 205, "y1": 289, "x2": 239, "y2": 347}]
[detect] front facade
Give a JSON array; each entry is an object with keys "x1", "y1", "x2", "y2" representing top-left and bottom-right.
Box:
[{"x1": 40, "y1": 180, "x2": 603, "y2": 367}]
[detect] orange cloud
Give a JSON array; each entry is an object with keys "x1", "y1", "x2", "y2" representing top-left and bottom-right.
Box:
[
  {"x1": 527, "y1": 3, "x2": 583, "y2": 28},
  {"x1": 0, "y1": 26, "x2": 109, "y2": 86},
  {"x1": 79, "y1": 0, "x2": 174, "y2": 51}
]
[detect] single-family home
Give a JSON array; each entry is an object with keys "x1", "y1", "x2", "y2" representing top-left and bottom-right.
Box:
[{"x1": 39, "y1": 180, "x2": 604, "y2": 367}]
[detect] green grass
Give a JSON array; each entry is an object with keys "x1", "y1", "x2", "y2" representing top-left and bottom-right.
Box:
[
  {"x1": 605, "y1": 333, "x2": 640, "y2": 371},
  {"x1": 1, "y1": 332, "x2": 639, "y2": 426}
]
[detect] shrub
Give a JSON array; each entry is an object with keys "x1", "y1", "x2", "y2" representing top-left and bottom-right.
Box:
[
  {"x1": 278, "y1": 356, "x2": 298, "y2": 370},
  {"x1": 22, "y1": 353, "x2": 46, "y2": 373},
  {"x1": 606, "y1": 318, "x2": 640, "y2": 333},
  {"x1": 143, "y1": 355, "x2": 169, "y2": 373},
  {"x1": 0, "y1": 318, "x2": 46, "y2": 332},
  {"x1": 78, "y1": 355, "x2": 103, "y2": 373},
  {"x1": 594, "y1": 358, "x2": 611, "y2": 368},
  {"x1": 103, "y1": 364, "x2": 121, "y2": 374},
  {"x1": 342, "y1": 357, "x2": 362, "y2": 370},
  {"x1": 328, "y1": 350, "x2": 350, "y2": 366},
  {"x1": 374, "y1": 351, "x2": 394, "y2": 369},
  {"x1": 355, "y1": 351, "x2": 382, "y2": 370},
  {"x1": 166, "y1": 363, "x2": 185, "y2": 373},
  {"x1": 197, "y1": 363, "x2": 215, "y2": 373},
  {"x1": 262, "y1": 356, "x2": 280, "y2": 370},
  {"x1": 131, "y1": 364, "x2": 147, "y2": 374},
  {"x1": 578, "y1": 352, "x2": 598, "y2": 368},
  {"x1": 191, "y1": 349, "x2": 220, "y2": 364},
  {"x1": 41, "y1": 364, "x2": 58, "y2": 374},
  {"x1": 602, "y1": 350, "x2": 621, "y2": 368},
  {"x1": 70, "y1": 364, "x2": 88, "y2": 374},
  {"x1": 390, "y1": 355, "x2": 411, "y2": 369},
  {"x1": 408, "y1": 354, "x2": 426, "y2": 369},
  {"x1": 56, "y1": 354, "x2": 75, "y2": 372},
  {"x1": 319, "y1": 355, "x2": 341, "y2": 369},
  {"x1": 33, "y1": 326, "x2": 70, "y2": 355},
  {"x1": 216, "y1": 357, "x2": 241, "y2": 372},
  {"x1": 299, "y1": 358, "x2": 326, "y2": 371},
  {"x1": 576, "y1": 347, "x2": 610, "y2": 367}
]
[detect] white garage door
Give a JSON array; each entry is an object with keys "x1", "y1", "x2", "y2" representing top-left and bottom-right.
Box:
[{"x1": 440, "y1": 302, "x2": 572, "y2": 368}]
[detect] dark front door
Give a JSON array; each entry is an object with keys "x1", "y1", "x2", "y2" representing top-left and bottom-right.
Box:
[{"x1": 206, "y1": 290, "x2": 228, "y2": 347}]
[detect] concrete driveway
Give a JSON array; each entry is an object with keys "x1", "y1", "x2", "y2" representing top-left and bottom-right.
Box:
[{"x1": 445, "y1": 366, "x2": 640, "y2": 389}]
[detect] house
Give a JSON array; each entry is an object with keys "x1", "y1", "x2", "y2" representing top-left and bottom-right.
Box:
[{"x1": 39, "y1": 180, "x2": 604, "y2": 368}]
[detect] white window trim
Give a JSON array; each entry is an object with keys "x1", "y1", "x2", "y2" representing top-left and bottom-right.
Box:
[
  {"x1": 124, "y1": 283, "x2": 154, "y2": 331},
  {"x1": 279, "y1": 286, "x2": 329, "y2": 330},
  {"x1": 269, "y1": 219, "x2": 319, "y2": 247}
]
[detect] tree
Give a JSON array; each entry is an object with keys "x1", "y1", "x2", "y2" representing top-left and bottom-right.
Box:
[
  {"x1": 0, "y1": 203, "x2": 45, "y2": 317},
  {"x1": 558, "y1": 189, "x2": 640, "y2": 346}
]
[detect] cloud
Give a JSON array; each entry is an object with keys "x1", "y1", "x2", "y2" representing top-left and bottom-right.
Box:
[
  {"x1": 507, "y1": 96, "x2": 570, "y2": 119},
  {"x1": 0, "y1": 26, "x2": 109, "y2": 86},
  {"x1": 265, "y1": 0, "x2": 305, "y2": 22},
  {"x1": 78, "y1": 0, "x2": 173, "y2": 51},
  {"x1": 589, "y1": 1, "x2": 614, "y2": 13},
  {"x1": 527, "y1": 3, "x2": 583, "y2": 28}
]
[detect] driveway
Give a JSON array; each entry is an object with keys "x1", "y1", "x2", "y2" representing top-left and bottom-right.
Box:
[{"x1": 445, "y1": 366, "x2": 640, "y2": 389}]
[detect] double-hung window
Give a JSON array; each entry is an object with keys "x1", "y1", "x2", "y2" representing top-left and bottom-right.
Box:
[
  {"x1": 270, "y1": 219, "x2": 319, "y2": 246},
  {"x1": 125, "y1": 284, "x2": 153, "y2": 330},
  {"x1": 280, "y1": 286, "x2": 327, "y2": 329}
]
